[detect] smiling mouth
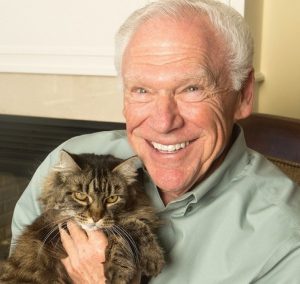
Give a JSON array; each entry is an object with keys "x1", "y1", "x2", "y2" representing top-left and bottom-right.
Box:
[{"x1": 151, "y1": 141, "x2": 190, "y2": 153}]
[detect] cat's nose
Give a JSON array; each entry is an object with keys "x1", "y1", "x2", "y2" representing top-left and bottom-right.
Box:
[
  {"x1": 91, "y1": 209, "x2": 104, "y2": 222},
  {"x1": 92, "y1": 216, "x2": 101, "y2": 222},
  {"x1": 90, "y1": 206, "x2": 104, "y2": 222}
]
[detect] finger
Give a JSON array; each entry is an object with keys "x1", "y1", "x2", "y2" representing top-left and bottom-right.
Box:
[
  {"x1": 86, "y1": 230, "x2": 108, "y2": 262},
  {"x1": 67, "y1": 221, "x2": 88, "y2": 243},
  {"x1": 86, "y1": 229, "x2": 108, "y2": 246},
  {"x1": 59, "y1": 225, "x2": 79, "y2": 260},
  {"x1": 62, "y1": 257, "x2": 107, "y2": 284},
  {"x1": 61, "y1": 256, "x2": 72, "y2": 273},
  {"x1": 60, "y1": 232, "x2": 86, "y2": 280},
  {"x1": 61, "y1": 257, "x2": 82, "y2": 283}
]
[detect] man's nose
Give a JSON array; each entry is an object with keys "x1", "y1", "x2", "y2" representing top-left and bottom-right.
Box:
[{"x1": 149, "y1": 93, "x2": 184, "y2": 133}]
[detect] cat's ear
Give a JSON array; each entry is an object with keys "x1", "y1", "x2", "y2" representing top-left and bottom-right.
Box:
[
  {"x1": 53, "y1": 150, "x2": 81, "y2": 173},
  {"x1": 112, "y1": 156, "x2": 142, "y2": 185}
]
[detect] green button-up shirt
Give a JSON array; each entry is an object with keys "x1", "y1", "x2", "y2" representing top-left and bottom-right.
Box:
[{"x1": 11, "y1": 128, "x2": 300, "y2": 283}]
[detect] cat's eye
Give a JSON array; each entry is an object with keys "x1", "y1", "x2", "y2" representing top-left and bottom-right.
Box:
[
  {"x1": 73, "y1": 192, "x2": 88, "y2": 201},
  {"x1": 106, "y1": 195, "x2": 119, "y2": 204}
]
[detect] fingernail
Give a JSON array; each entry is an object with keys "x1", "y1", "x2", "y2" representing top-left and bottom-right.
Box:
[
  {"x1": 58, "y1": 223, "x2": 66, "y2": 233},
  {"x1": 67, "y1": 220, "x2": 76, "y2": 228}
]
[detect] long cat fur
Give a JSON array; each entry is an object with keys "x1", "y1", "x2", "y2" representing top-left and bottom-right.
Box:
[{"x1": 0, "y1": 151, "x2": 165, "y2": 284}]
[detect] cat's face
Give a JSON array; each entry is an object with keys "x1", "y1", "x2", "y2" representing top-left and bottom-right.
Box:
[
  {"x1": 50, "y1": 151, "x2": 141, "y2": 231},
  {"x1": 62, "y1": 170, "x2": 129, "y2": 231}
]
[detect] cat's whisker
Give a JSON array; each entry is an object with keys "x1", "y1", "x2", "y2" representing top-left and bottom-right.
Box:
[
  {"x1": 114, "y1": 225, "x2": 139, "y2": 253},
  {"x1": 104, "y1": 227, "x2": 116, "y2": 239},
  {"x1": 111, "y1": 227, "x2": 136, "y2": 263},
  {"x1": 37, "y1": 226, "x2": 59, "y2": 258},
  {"x1": 33, "y1": 213, "x2": 72, "y2": 233},
  {"x1": 36, "y1": 216, "x2": 74, "y2": 258},
  {"x1": 112, "y1": 225, "x2": 140, "y2": 265},
  {"x1": 38, "y1": 219, "x2": 76, "y2": 259},
  {"x1": 51, "y1": 230, "x2": 66, "y2": 256}
]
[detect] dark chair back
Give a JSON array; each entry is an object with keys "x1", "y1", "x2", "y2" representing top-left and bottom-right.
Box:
[
  {"x1": 239, "y1": 113, "x2": 300, "y2": 184},
  {"x1": 239, "y1": 113, "x2": 300, "y2": 163}
]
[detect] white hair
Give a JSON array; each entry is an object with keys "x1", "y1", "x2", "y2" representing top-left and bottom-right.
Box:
[{"x1": 114, "y1": 0, "x2": 254, "y2": 91}]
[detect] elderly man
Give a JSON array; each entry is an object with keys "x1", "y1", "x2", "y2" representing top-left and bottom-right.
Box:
[{"x1": 11, "y1": 0, "x2": 300, "y2": 283}]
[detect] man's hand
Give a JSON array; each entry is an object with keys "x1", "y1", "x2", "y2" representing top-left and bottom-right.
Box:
[{"x1": 59, "y1": 221, "x2": 108, "y2": 284}]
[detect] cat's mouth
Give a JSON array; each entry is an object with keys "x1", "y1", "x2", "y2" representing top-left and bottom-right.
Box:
[
  {"x1": 78, "y1": 220, "x2": 114, "y2": 231},
  {"x1": 80, "y1": 223, "x2": 98, "y2": 231},
  {"x1": 150, "y1": 140, "x2": 192, "y2": 153}
]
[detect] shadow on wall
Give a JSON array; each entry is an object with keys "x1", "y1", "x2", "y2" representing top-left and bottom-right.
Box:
[{"x1": 245, "y1": 0, "x2": 264, "y2": 113}]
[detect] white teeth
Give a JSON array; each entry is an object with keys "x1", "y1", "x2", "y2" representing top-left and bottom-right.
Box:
[{"x1": 151, "y1": 141, "x2": 190, "y2": 152}]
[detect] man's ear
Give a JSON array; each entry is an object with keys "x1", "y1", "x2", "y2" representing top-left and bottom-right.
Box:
[{"x1": 234, "y1": 69, "x2": 255, "y2": 121}]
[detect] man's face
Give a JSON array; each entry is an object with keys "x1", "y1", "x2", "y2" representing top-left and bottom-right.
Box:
[{"x1": 122, "y1": 16, "x2": 251, "y2": 203}]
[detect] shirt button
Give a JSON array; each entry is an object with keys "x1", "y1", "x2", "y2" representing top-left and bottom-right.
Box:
[{"x1": 186, "y1": 205, "x2": 193, "y2": 213}]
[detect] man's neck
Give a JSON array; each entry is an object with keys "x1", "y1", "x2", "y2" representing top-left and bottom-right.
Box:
[{"x1": 159, "y1": 125, "x2": 240, "y2": 205}]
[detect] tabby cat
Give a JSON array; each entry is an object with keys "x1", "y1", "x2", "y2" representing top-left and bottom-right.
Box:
[{"x1": 0, "y1": 150, "x2": 165, "y2": 284}]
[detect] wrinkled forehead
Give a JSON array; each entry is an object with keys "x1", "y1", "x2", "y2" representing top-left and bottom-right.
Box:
[
  {"x1": 123, "y1": 67, "x2": 217, "y2": 90},
  {"x1": 122, "y1": 15, "x2": 227, "y2": 83}
]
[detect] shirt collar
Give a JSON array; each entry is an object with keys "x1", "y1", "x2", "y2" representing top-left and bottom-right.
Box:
[{"x1": 191, "y1": 125, "x2": 250, "y2": 203}]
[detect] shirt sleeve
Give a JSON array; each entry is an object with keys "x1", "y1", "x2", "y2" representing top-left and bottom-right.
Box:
[{"x1": 253, "y1": 245, "x2": 300, "y2": 284}]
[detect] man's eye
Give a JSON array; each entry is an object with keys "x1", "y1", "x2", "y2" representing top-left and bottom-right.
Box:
[
  {"x1": 134, "y1": 87, "x2": 147, "y2": 94},
  {"x1": 179, "y1": 85, "x2": 207, "y2": 102},
  {"x1": 127, "y1": 87, "x2": 153, "y2": 103},
  {"x1": 185, "y1": 85, "x2": 199, "y2": 92}
]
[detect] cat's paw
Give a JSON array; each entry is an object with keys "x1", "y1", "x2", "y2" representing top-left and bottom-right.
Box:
[
  {"x1": 141, "y1": 248, "x2": 165, "y2": 276},
  {"x1": 105, "y1": 270, "x2": 135, "y2": 284},
  {"x1": 105, "y1": 258, "x2": 137, "y2": 284}
]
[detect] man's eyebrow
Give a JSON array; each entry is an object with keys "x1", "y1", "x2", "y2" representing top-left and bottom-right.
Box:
[
  {"x1": 123, "y1": 67, "x2": 217, "y2": 85},
  {"x1": 178, "y1": 68, "x2": 217, "y2": 83}
]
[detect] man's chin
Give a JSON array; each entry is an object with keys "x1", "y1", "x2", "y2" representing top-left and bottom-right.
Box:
[{"x1": 147, "y1": 166, "x2": 191, "y2": 192}]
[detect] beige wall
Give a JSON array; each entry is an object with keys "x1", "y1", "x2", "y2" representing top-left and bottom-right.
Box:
[
  {"x1": 1, "y1": 1, "x2": 300, "y2": 122},
  {"x1": 0, "y1": 73, "x2": 124, "y2": 122},
  {"x1": 246, "y1": 0, "x2": 300, "y2": 119}
]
